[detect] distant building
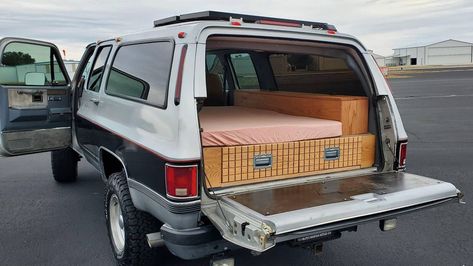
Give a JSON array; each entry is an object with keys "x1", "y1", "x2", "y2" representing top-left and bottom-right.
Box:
[
  {"x1": 370, "y1": 52, "x2": 386, "y2": 67},
  {"x1": 391, "y1": 39, "x2": 473, "y2": 66}
]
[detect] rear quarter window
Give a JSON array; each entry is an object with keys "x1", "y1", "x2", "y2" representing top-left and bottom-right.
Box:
[{"x1": 105, "y1": 41, "x2": 174, "y2": 108}]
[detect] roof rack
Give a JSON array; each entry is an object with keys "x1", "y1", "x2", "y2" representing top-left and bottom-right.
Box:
[{"x1": 153, "y1": 11, "x2": 337, "y2": 31}]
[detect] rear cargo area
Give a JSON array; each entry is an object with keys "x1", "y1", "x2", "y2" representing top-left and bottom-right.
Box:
[
  {"x1": 200, "y1": 36, "x2": 377, "y2": 189},
  {"x1": 198, "y1": 34, "x2": 460, "y2": 254}
]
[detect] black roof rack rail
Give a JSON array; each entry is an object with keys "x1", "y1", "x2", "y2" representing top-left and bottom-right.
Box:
[{"x1": 153, "y1": 11, "x2": 337, "y2": 31}]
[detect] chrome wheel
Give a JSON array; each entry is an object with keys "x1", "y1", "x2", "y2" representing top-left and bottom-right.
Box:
[{"x1": 109, "y1": 194, "x2": 125, "y2": 254}]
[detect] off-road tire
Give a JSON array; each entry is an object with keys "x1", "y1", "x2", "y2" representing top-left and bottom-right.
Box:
[
  {"x1": 105, "y1": 171, "x2": 163, "y2": 266},
  {"x1": 51, "y1": 147, "x2": 79, "y2": 183}
]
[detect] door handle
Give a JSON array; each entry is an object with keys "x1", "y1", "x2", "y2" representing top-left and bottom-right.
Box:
[{"x1": 89, "y1": 98, "x2": 100, "y2": 105}]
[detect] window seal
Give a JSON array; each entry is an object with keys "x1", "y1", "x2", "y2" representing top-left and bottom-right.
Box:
[
  {"x1": 85, "y1": 45, "x2": 113, "y2": 92},
  {"x1": 103, "y1": 38, "x2": 175, "y2": 110}
]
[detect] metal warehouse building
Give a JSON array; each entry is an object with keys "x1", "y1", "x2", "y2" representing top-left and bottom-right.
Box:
[{"x1": 391, "y1": 39, "x2": 473, "y2": 66}]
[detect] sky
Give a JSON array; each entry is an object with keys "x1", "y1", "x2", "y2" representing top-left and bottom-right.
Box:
[{"x1": 1, "y1": 0, "x2": 472, "y2": 60}]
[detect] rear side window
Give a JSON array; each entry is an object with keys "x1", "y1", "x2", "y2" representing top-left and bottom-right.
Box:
[
  {"x1": 87, "y1": 46, "x2": 111, "y2": 92},
  {"x1": 105, "y1": 41, "x2": 173, "y2": 108},
  {"x1": 229, "y1": 53, "x2": 260, "y2": 90},
  {"x1": 0, "y1": 42, "x2": 67, "y2": 86}
]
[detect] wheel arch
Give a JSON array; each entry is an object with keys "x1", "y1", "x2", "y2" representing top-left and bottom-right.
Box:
[{"x1": 98, "y1": 147, "x2": 128, "y2": 183}]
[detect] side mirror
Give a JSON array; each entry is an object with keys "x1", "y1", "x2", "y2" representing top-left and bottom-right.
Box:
[{"x1": 25, "y1": 72, "x2": 46, "y2": 86}]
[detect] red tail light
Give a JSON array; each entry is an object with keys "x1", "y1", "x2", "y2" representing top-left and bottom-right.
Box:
[
  {"x1": 165, "y1": 164, "x2": 198, "y2": 199},
  {"x1": 397, "y1": 142, "x2": 407, "y2": 169}
]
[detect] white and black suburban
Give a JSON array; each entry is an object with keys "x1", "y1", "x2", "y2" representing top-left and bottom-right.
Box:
[{"x1": 0, "y1": 11, "x2": 463, "y2": 265}]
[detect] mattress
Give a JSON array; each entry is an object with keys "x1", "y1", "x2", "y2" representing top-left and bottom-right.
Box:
[{"x1": 199, "y1": 106, "x2": 342, "y2": 146}]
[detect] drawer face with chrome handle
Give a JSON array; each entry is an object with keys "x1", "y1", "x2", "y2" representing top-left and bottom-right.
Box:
[
  {"x1": 254, "y1": 154, "x2": 273, "y2": 169},
  {"x1": 324, "y1": 147, "x2": 340, "y2": 160}
]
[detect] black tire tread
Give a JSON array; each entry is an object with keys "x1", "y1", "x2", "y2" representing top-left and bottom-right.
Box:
[{"x1": 105, "y1": 171, "x2": 162, "y2": 266}]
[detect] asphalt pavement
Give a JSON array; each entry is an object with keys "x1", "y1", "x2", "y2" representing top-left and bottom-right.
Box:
[{"x1": 0, "y1": 70, "x2": 472, "y2": 265}]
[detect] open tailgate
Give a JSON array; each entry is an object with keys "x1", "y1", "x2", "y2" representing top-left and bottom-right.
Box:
[{"x1": 201, "y1": 172, "x2": 460, "y2": 252}]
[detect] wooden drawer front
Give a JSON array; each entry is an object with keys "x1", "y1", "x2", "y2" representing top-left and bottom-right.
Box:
[{"x1": 204, "y1": 134, "x2": 375, "y2": 188}]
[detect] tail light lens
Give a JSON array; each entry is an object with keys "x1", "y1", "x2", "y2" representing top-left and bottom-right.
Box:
[
  {"x1": 165, "y1": 164, "x2": 198, "y2": 199},
  {"x1": 397, "y1": 142, "x2": 407, "y2": 170}
]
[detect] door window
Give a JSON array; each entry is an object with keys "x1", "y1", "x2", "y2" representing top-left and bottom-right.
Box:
[
  {"x1": 105, "y1": 41, "x2": 173, "y2": 108},
  {"x1": 0, "y1": 42, "x2": 67, "y2": 86},
  {"x1": 86, "y1": 46, "x2": 112, "y2": 92},
  {"x1": 229, "y1": 53, "x2": 260, "y2": 90}
]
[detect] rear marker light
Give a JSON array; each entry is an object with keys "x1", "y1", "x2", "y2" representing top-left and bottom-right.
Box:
[
  {"x1": 177, "y1": 31, "x2": 186, "y2": 38},
  {"x1": 398, "y1": 142, "x2": 407, "y2": 169},
  {"x1": 327, "y1": 30, "x2": 337, "y2": 35},
  {"x1": 165, "y1": 164, "x2": 198, "y2": 199}
]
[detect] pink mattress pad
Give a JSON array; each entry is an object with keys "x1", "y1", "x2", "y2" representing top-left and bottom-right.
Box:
[{"x1": 199, "y1": 106, "x2": 342, "y2": 146}]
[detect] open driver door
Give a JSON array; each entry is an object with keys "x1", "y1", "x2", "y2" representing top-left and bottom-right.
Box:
[{"x1": 0, "y1": 38, "x2": 72, "y2": 156}]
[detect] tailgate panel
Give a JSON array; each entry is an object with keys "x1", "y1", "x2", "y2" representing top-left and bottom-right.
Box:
[
  {"x1": 202, "y1": 172, "x2": 459, "y2": 252},
  {"x1": 228, "y1": 172, "x2": 444, "y2": 216}
]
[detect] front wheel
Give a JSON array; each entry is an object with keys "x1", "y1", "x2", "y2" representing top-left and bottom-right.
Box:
[{"x1": 105, "y1": 171, "x2": 163, "y2": 265}]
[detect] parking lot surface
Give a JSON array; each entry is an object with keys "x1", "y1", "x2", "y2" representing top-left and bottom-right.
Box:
[{"x1": 0, "y1": 70, "x2": 472, "y2": 265}]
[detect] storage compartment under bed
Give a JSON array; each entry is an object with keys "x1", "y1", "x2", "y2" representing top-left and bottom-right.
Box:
[{"x1": 203, "y1": 133, "x2": 375, "y2": 188}]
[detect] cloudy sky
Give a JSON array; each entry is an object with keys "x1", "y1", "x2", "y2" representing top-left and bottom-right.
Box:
[{"x1": 1, "y1": 0, "x2": 472, "y2": 60}]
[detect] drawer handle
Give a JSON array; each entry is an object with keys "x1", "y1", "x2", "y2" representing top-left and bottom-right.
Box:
[
  {"x1": 324, "y1": 147, "x2": 340, "y2": 160},
  {"x1": 254, "y1": 154, "x2": 272, "y2": 169}
]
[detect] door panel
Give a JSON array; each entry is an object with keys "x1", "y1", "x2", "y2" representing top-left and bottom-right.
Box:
[
  {"x1": 202, "y1": 171, "x2": 460, "y2": 252},
  {"x1": 0, "y1": 38, "x2": 71, "y2": 156}
]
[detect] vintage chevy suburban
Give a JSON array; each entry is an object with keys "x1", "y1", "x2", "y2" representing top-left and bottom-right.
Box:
[{"x1": 0, "y1": 11, "x2": 462, "y2": 266}]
